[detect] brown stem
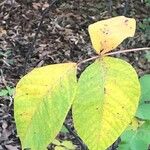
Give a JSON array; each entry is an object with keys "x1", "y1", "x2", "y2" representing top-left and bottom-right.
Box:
[
  {"x1": 105, "y1": 47, "x2": 150, "y2": 56},
  {"x1": 77, "y1": 47, "x2": 150, "y2": 66},
  {"x1": 63, "y1": 123, "x2": 88, "y2": 150},
  {"x1": 23, "y1": 0, "x2": 59, "y2": 74},
  {"x1": 77, "y1": 55, "x2": 100, "y2": 66}
]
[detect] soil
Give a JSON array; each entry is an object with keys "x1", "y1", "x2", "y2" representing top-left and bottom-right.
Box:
[{"x1": 0, "y1": 0, "x2": 150, "y2": 150}]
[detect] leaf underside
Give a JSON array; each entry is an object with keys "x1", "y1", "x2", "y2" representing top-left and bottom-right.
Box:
[
  {"x1": 14, "y1": 63, "x2": 77, "y2": 150},
  {"x1": 72, "y1": 57, "x2": 140, "y2": 150}
]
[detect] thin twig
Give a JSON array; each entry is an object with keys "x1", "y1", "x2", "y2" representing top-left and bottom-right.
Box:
[
  {"x1": 63, "y1": 123, "x2": 88, "y2": 150},
  {"x1": 105, "y1": 47, "x2": 150, "y2": 56},
  {"x1": 77, "y1": 47, "x2": 150, "y2": 66},
  {"x1": 106, "y1": 0, "x2": 113, "y2": 16},
  {"x1": 123, "y1": 0, "x2": 129, "y2": 15},
  {"x1": 77, "y1": 55, "x2": 100, "y2": 66},
  {"x1": 23, "y1": 0, "x2": 59, "y2": 74},
  {"x1": 32, "y1": 0, "x2": 59, "y2": 46}
]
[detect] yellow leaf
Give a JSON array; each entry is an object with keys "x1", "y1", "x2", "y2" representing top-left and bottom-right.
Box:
[
  {"x1": 88, "y1": 16, "x2": 136, "y2": 54},
  {"x1": 14, "y1": 63, "x2": 77, "y2": 150},
  {"x1": 129, "y1": 117, "x2": 144, "y2": 131},
  {"x1": 129, "y1": 117, "x2": 140, "y2": 130},
  {"x1": 73, "y1": 57, "x2": 140, "y2": 150}
]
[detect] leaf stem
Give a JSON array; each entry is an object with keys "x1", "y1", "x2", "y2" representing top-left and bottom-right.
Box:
[
  {"x1": 105, "y1": 47, "x2": 150, "y2": 56},
  {"x1": 23, "y1": 0, "x2": 59, "y2": 74},
  {"x1": 77, "y1": 55, "x2": 100, "y2": 66},
  {"x1": 77, "y1": 47, "x2": 150, "y2": 66},
  {"x1": 63, "y1": 123, "x2": 88, "y2": 150}
]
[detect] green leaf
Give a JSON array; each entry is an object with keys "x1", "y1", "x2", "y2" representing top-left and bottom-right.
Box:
[
  {"x1": 136, "y1": 104, "x2": 150, "y2": 120},
  {"x1": 0, "y1": 87, "x2": 15, "y2": 97},
  {"x1": 145, "y1": 51, "x2": 150, "y2": 62},
  {"x1": 60, "y1": 125, "x2": 69, "y2": 133},
  {"x1": 52, "y1": 139, "x2": 61, "y2": 146},
  {"x1": 55, "y1": 146, "x2": 65, "y2": 150},
  {"x1": 6, "y1": 86, "x2": 15, "y2": 96},
  {"x1": 136, "y1": 74, "x2": 150, "y2": 120},
  {"x1": 0, "y1": 89, "x2": 8, "y2": 96},
  {"x1": 53, "y1": 140, "x2": 76, "y2": 150},
  {"x1": 72, "y1": 57, "x2": 140, "y2": 150},
  {"x1": 118, "y1": 119, "x2": 150, "y2": 150},
  {"x1": 61, "y1": 141, "x2": 76, "y2": 150},
  {"x1": 14, "y1": 63, "x2": 77, "y2": 150},
  {"x1": 139, "y1": 74, "x2": 150, "y2": 103}
]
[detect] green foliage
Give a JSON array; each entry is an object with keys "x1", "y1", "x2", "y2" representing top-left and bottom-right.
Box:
[
  {"x1": 0, "y1": 86, "x2": 14, "y2": 96},
  {"x1": 145, "y1": 51, "x2": 150, "y2": 62},
  {"x1": 136, "y1": 74, "x2": 150, "y2": 120},
  {"x1": 0, "y1": 89, "x2": 8, "y2": 96},
  {"x1": 118, "y1": 74, "x2": 150, "y2": 150},
  {"x1": 60, "y1": 125, "x2": 69, "y2": 133},
  {"x1": 0, "y1": 49, "x2": 14, "y2": 65},
  {"x1": 145, "y1": 0, "x2": 150, "y2": 6},
  {"x1": 118, "y1": 120, "x2": 150, "y2": 150},
  {"x1": 14, "y1": 16, "x2": 141, "y2": 150},
  {"x1": 139, "y1": 18, "x2": 150, "y2": 40},
  {"x1": 53, "y1": 139, "x2": 76, "y2": 150}
]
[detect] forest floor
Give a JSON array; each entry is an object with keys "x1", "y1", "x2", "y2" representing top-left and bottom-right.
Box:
[{"x1": 0, "y1": 0, "x2": 150, "y2": 149}]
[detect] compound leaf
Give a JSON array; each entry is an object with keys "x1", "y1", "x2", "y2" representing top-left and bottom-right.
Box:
[
  {"x1": 14, "y1": 63, "x2": 77, "y2": 150},
  {"x1": 88, "y1": 16, "x2": 136, "y2": 54},
  {"x1": 72, "y1": 57, "x2": 140, "y2": 150}
]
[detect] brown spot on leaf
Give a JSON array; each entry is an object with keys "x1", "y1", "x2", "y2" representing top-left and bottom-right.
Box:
[{"x1": 104, "y1": 88, "x2": 106, "y2": 94}]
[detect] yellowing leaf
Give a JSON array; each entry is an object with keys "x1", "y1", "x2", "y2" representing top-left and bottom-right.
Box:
[
  {"x1": 88, "y1": 16, "x2": 136, "y2": 54},
  {"x1": 55, "y1": 146, "x2": 65, "y2": 150},
  {"x1": 129, "y1": 118, "x2": 139, "y2": 130},
  {"x1": 53, "y1": 140, "x2": 76, "y2": 150},
  {"x1": 72, "y1": 57, "x2": 140, "y2": 150},
  {"x1": 14, "y1": 63, "x2": 77, "y2": 150},
  {"x1": 61, "y1": 141, "x2": 76, "y2": 149},
  {"x1": 129, "y1": 117, "x2": 144, "y2": 131}
]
